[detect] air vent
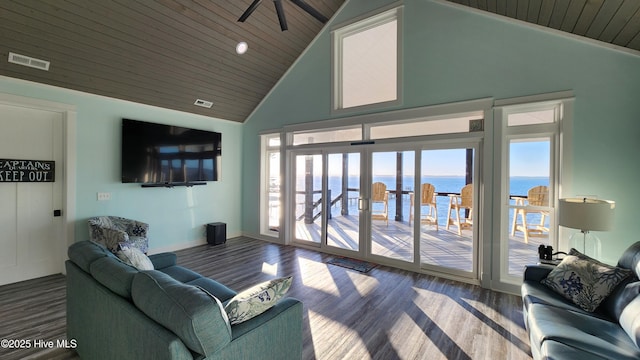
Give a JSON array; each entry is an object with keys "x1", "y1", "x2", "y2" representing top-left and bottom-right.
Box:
[
  {"x1": 8, "y1": 52, "x2": 50, "y2": 71},
  {"x1": 194, "y1": 99, "x2": 213, "y2": 109}
]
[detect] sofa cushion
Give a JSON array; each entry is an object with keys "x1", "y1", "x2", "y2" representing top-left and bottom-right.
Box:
[
  {"x1": 541, "y1": 254, "x2": 632, "y2": 312},
  {"x1": 599, "y1": 276, "x2": 640, "y2": 321},
  {"x1": 187, "y1": 277, "x2": 237, "y2": 303},
  {"x1": 528, "y1": 303, "x2": 640, "y2": 360},
  {"x1": 618, "y1": 241, "x2": 640, "y2": 277},
  {"x1": 148, "y1": 252, "x2": 177, "y2": 269},
  {"x1": 158, "y1": 265, "x2": 202, "y2": 283},
  {"x1": 89, "y1": 256, "x2": 139, "y2": 299},
  {"x1": 521, "y1": 280, "x2": 608, "y2": 318},
  {"x1": 620, "y1": 296, "x2": 640, "y2": 347},
  {"x1": 540, "y1": 340, "x2": 615, "y2": 360},
  {"x1": 116, "y1": 247, "x2": 154, "y2": 270},
  {"x1": 131, "y1": 270, "x2": 232, "y2": 356},
  {"x1": 68, "y1": 240, "x2": 112, "y2": 273},
  {"x1": 225, "y1": 276, "x2": 292, "y2": 325}
]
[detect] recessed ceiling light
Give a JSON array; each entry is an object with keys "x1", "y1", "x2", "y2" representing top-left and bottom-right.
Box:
[{"x1": 236, "y1": 41, "x2": 248, "y2": 55}]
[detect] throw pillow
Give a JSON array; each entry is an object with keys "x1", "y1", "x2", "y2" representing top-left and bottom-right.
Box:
[
  {"x1": 116, "y1": 246, "x2": 154, "y2": 271},
  {"x1": 541, "y1": 254, "x2": 632, "y2": 312},
  {"x1": 224, "y1": 276, "x2": 292, "y2": 325}
]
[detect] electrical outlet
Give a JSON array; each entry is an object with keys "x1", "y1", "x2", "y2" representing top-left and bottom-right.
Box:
[{"x1": 97, "y1": 192, "x2": 111, "y2": 201}]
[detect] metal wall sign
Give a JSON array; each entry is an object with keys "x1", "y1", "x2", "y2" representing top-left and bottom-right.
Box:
[{"x1": 0, "y1": 159, "x2": 55, "y2": 182}]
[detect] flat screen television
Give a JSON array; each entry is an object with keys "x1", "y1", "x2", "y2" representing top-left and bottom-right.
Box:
[{"x1": 121, "y1": 119, "x2": 221, "y2": 185}]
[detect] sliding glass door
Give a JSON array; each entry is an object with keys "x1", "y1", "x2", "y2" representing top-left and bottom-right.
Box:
[
  {"x1": 419, "y1": 147, "x2": 478, "y2": 277},
  {"x1": 292, "y1": 150, "x2": 362, "y2": 255},
  {"x1": 326, "y1": 152, "x2": 361, "y2": 252},
  {"x1": 293, "y1": 153, "x2": 323, "y2": 244},
  {"x1": 369, "y1": 150, "x2": 415, "y2": 263}
]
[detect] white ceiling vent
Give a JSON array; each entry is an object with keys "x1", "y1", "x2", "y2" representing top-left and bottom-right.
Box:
[
  {"x1": 194, "y1": 99, "x2": 213, "y2": 108},
  {"x1": 8, "y1": 52, "x2": 50, "y2": 71}
]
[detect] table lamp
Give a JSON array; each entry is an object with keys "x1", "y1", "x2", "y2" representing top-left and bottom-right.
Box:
[{"x1": 558, "y1": 197, "x2": 615, "y2": 257}]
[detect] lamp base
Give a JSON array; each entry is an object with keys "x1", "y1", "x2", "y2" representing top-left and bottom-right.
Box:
[{"x1": 569, "y1": 231, "x2": 601, "y2": 258}]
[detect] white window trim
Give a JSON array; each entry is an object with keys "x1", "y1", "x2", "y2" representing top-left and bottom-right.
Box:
[
  {"x1": 331, "y1": 4, "x2": 404, "y2": 115},
  {"x1": 491, "y1": 91, "x2": 574, "y2": 294}
]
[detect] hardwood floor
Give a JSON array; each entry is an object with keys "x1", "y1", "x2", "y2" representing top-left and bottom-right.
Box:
[{"x1": 0, "y1": 237, "x2": 532, "y2": 360}]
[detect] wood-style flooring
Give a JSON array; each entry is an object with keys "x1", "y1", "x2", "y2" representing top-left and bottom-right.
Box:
[{"x1": 0, "y1": 237, "x2": 532, "y2": 360}]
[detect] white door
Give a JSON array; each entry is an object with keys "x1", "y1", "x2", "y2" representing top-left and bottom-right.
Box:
[{"x1": 0, "y1": 103, "x2": 64, "y2": 285}]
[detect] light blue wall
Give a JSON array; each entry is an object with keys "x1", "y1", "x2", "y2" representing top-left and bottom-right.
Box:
[
  {"x1": 0, "y1": 77, "x2": 242, "y2": 251},
  {"x1": 242, "y1": 0, "x2": 640, "y2": 262}
]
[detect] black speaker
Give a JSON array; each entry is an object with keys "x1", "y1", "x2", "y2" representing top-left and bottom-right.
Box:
[{"x1": 206, "y1": 222, "x2": 226, "y2": 245}]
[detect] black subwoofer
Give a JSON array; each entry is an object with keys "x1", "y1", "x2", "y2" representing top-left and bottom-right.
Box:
[{"x1": 206, "y1": 222, "x2": 226, "y2": 245}]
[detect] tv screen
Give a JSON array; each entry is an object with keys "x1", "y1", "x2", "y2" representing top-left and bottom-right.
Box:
[{"x1": 121, "y1": 119, "x2": 221, "y2": 184}]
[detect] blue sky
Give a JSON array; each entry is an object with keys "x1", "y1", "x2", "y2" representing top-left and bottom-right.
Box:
[{"x1": 340, "y1": 140, "x2": 550, "y2": 177}]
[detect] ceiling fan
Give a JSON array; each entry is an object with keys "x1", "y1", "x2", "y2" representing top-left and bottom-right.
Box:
[{"x1": 238, "y1": 0, "x2": 329, "y2": 31}]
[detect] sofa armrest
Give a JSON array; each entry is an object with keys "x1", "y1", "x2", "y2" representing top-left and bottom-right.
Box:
[
  {"x1": 217, "y1": 297, "x2": 303, "y2": 359},
  {"x1": 523, "y1": 265, "x2": 554, "y2": 282},
  {"x1": 148, "y1": 252, "x2": 178, "y2": 269}
]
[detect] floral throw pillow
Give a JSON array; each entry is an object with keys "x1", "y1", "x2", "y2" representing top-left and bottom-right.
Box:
[
  {"x1": 541, "y1": 254, "x2": 631, "y2": 312},
  {"x1": 224, "y1": 276, "x2": 292, "y2": 325},
  {"x1": 116, "y1": 245, "x2": 154, "y2": 271}
]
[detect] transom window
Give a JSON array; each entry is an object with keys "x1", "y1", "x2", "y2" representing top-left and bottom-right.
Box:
[{"x1": 332, "y1": 6, "x2": 403, "y2": 112}]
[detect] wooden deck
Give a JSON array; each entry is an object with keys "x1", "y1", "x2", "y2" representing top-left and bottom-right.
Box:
[{"x1": 296, "y1": 213, "x2": 548, "y2": 278}]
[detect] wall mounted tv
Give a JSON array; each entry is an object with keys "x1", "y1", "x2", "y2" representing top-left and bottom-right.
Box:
[{"x1": 121, "y1": 119, "x2": 221, "y2": 186}]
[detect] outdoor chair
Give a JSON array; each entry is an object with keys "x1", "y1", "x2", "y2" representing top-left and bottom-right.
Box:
[
  {"x1": 511, "y1": 185, "x2": 550, "y2": 243},
  {"x1": 371, "y1": 182, "x2": 389, "y2": 226},
  {"x1": 409, "y1": 183, "x2": 438, "y2": 229},
  {"x1": 446, "y1": 183, "x2": 473, "y2": 235}
]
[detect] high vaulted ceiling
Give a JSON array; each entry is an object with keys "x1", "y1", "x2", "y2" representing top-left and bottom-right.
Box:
[
  {"x1": 1, "y1": 1, "x2": 639, "y2": 123},
  {"x1": 445, "y1": 0, "x2": 640, "y2": 52},
  {"x1": 0, "y1": 0, "x2": 345, "y2": 122}
]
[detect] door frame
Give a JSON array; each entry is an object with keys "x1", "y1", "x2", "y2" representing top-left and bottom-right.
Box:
[{"x1": 0, "y1": 93, "x2": 77, "y2": 276}]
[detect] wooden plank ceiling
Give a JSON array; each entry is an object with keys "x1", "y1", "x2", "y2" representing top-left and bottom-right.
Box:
[
  {"x1": 446, "y1": 0, "x2": 640, "y2": 52},
  {"x1": 1, "y1": 1, "x2": 639, "y2": 123},
  {"x1": 0, "y1": 0, "x2": 344, "y2": 122}
]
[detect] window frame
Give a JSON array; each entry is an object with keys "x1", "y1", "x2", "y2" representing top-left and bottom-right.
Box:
[
  {"x1": 491, "y1": 92, "x2": 574, "y2": 294},
  {"x1": 331, "y1": 5, "x2": 404, "y2": 114},
  {"x1": 259, "y1": 133, "x2": 284, "y2": 239}
]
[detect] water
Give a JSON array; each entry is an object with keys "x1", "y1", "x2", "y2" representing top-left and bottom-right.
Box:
[{"x1": 295, "y1": 175, "x2": 550, "y2": 227}]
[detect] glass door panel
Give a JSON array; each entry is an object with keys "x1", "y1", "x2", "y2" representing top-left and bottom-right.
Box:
[
  {"x1": 294, "y1": 154, "x2": 323, "y2": 244},
  {"x1": 326, "y1": 152, "x2": 361, "y2": 252},
  {"x1": 370, "y1": 151, "x2": 414, "y2": 262},
  {"x1": 419, "y1": 148, "x2": 475, "y2": 273},
  {"x1": 506, "y1": 138, "x2": 553, "y2": 277},
  {"x1": 267, "y1": 151, "x2": 280, "y2": 233}
]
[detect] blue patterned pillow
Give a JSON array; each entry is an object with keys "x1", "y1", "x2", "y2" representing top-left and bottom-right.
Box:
[
  {"x1": 224, "y1": 276, "x2": 292, "y2": 325},
  {"x1": 541, "y1": 255, "x2": 632, "y2": 312}
]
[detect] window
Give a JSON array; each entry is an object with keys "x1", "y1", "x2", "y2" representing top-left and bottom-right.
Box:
[
  {"x1": 494, "y1": 98, "x2": 568, "y2": 289},
  {"x1": 332, "y1": 6, "x2": 402, "y2": 111},
  {"x1": 369, "y1": 114, "x2": 483, "y2": 139},
  {"x1": 260, "y1": 134, "x2": 282, "y2": 237},
  {"x1": 292, "y1": 125, "x2": 362, "y2": 146}
]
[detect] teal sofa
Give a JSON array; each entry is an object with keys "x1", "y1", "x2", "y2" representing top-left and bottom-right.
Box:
[
  {"x1": 66, "y1": 241, "x2": 303, "y2": 360},
  {"x1": 522, "y1": 242, "x2": 640, "y2": 360}
]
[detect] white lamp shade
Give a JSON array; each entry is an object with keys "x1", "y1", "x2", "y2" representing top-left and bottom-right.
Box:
[{"x1": 558, "y1": 198, "x2": 615, "y2": 232}]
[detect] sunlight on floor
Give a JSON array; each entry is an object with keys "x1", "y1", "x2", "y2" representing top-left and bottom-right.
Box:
[
  {"x1": 346, "y1": 271, "x2": 379, "y2": 297},
  {"x1": 298, "y1": 257, "x2": 341, "y2": 296},
  {"x1": 308, "y1": 310, "x2": 367, "y2": 359},
  {"x1": 261, "y1": 261, "x2": 278, "y2": 276},
  {"x1": 388, "y1": 312, "x2": 447, "y2": 360}
]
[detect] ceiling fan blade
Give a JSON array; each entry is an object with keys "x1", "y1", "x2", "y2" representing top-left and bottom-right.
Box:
[
  {"x1": 238, "y1": 0, "x2": 263, "y2": 22},
  {"x1": 291, "y1": 0, "x2": 328, "y2": 23},
  {"x1": 274, "y1": 0, "x2": 288, "y2": 31}
]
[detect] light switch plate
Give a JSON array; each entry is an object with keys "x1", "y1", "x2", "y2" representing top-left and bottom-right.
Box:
[{"x1": 97, "y1": 192, "x2": 111, "y2": 201}]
